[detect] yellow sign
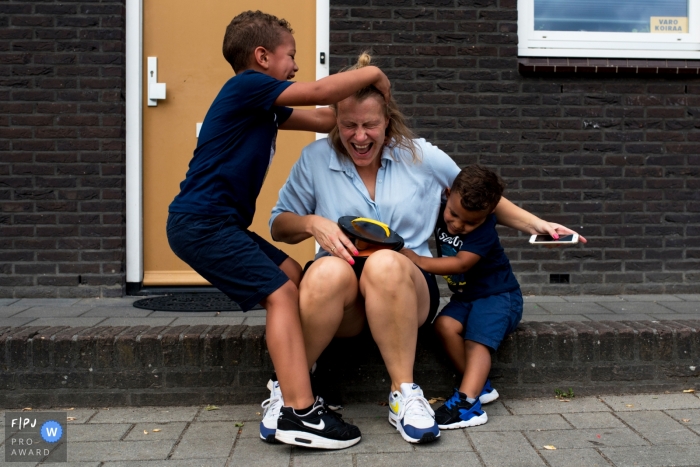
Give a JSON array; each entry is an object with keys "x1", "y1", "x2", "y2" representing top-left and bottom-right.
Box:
[{"x1": 650, "y1": 17, "x2": 688, "y2": 33}]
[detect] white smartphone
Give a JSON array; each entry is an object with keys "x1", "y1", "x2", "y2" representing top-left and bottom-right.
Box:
[{"x1": 529, "y1": 234, "x2": 579, "y2": 244}]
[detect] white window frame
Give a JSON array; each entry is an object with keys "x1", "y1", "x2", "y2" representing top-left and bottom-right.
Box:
[{"x1": 517, "y1": 0, "x2": 700, "y2": 59}]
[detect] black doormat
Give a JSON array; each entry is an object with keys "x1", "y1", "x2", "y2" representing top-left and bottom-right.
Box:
[{"x1": 133, "y1": 293, "x2": 263, "y2": 312}]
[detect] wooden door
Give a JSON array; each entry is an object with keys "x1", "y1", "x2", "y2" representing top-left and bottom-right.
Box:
[{"x1": 142, "y1": 1, "x2": 316, "y2": 285}]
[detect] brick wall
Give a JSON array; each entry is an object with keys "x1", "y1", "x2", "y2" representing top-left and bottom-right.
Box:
[
  {"x1": 330, "y1": 0, "x2": 700, "y2": 295},
  {"x1": 1, "y1": 1, "x2": 699, "y2": 297},
  {"x1": 0, "y1": 1, "x2": 125, "y2": 298}
]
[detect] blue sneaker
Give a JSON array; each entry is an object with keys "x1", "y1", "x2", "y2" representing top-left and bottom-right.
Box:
[
  {"x1": 259, "y1": 380, "x2": 283, "y2": 443},
  {"x1": 435, "y1": 389, "x2": 488, "y2": 430},
  {"x1": 388, "y1": 383, "x2": 440, "y2": 444},
  {"x1": 479, "y1": 379, "x2": 499, "y2": 404}
]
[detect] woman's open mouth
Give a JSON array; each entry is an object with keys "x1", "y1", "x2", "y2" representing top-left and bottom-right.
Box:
[{"x1": 351, "y1": 143, "x2": 373, "y2": 155}]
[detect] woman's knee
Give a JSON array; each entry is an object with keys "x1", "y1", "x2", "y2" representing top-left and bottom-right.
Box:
[
  {"x1": 300, "y1": 258, "x2": 358, "y2": 302},
  {"x1": 362, "y1": 250, "x2": 410, "y2": 288}
]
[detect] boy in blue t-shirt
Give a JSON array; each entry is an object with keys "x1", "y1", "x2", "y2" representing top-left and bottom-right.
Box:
[
  {"x1": 167, "y1": 11, "x2": 391, "y2": 449},
  {"x1": 401, "y1": 165, "x2": 522, "y2": 430}
]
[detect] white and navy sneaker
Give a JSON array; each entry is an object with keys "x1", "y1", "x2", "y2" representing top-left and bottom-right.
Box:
[
  {"x1": 275, "y1": 396, "x2": 361, "y2": 449},
  {"x1": 435, "y1": 389, "x2": 488, "y2": 430},
  {"x1": 479, "y1": 379, "x2": 499, "y2": 404},
  {"x1": 259, "y1": 379, "x2": 283, "y2": 443},
  {"x1": 388, "y1": 383, "x2": 440, "y2": 444}
]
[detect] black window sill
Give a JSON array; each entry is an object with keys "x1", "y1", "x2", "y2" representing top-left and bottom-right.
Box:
[{"x1": 518, "y1": 57, "x2": 700, "y2": 75}]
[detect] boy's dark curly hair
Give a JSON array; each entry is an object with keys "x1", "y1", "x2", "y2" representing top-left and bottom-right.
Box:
[
  {"x1": 223, "y1": 10, "x2": 293, "y2": 73},
  {"x1": 451, "y1": 165, "x2": 505, "y2": 213}
]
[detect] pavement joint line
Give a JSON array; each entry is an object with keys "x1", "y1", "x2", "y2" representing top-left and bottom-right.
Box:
[
  {"x1": 558, "y1": 412, "x2": 577, "y2": 429},
  {"x1": 658, "y1": 409, "x2": 700, "y2": 439},
  {"x1": 224, "y1": 419, "x2": 244, "y2": 467},
  {"x1": 119, "y1": 421, "x2": 136, "y2": 442},
  {"x1": 522, "y1": 428, "x2": 554, "y2": 467},
  {"x1": 608, "y1": 409, "x2": 654, "y2": 446},
  {"x1": 464, "y1": 430, "x2": 488, "y2": 467},
  {"x1": 594, "y1": 446, "x2": 617, "y2": 467},
  {"x1": 167, "y1": 418, "x2": 192, "y2": 461}
]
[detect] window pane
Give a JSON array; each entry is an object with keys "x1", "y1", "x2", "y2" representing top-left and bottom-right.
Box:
[{"x1": 535, "y1": 0, "x2": 688, "y2": 33}]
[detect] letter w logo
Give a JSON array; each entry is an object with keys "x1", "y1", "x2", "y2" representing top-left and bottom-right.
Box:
[{"x1": 45, "y1": 427, "x2": 58, "y2": 437}]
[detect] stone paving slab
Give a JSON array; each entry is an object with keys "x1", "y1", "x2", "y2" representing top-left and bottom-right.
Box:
[
  {"x1": 505, "y1": 396, "x2": 611, "y2": 415},
  {"x1": 81, "y1": 307, "x2": 154, "y2": 318},
  {"x1": 99, "y1": 318, "x2": 176, "y2": 327},
  {"x1": 469, "y1": 414, "x2": 571, "y2": 432},
  {"x1": 600, "y1": 393, "x2": 700, "y2": 412},
  {"x1": 88, "y1": 407, "x2": 200, "y2": 424},
  {"x1": 76, "y1": 297, "x2": 142, "y2": 306},
  {"x1": 615, "y1": 410, "x2": 699, "y2": 444},
  {"x1": 524, "y1": 427, "x2": 648, "y2": 449},
  {"x1": 28, "y1": 317, "x2": 107, "y2": 327},
  {"x1": 561, "y1": 412, "x2": 626, "y2": 429},
  {"x1": 12, "y1": 298, "x2": 82, "y2": 307},
  {"x1": 168, "y1": 317, "x2": 245, "y2": 326},
  {"x1": 5, "y1": 392, "x2": 700, "y2": 465},
  {"x1": 104, "y1": 461, "x2": 227, "y2": 467},
  {"x1": 538, "y1": 303, "x2": 615, "y2": 314},
  {"x1": 655, "y1": 302, "x2": 700, "y2": 313},
  {"x1": 665, "y1": 408, "x2": 700, "y2": 426},
  {"x1": 0, "y1": 299, "x2": 20, "y2": 306},
  {"x1": 523, "y1": 296, "x2": 567, "y2": 303},
  {"x1": 469, "y1": 431, "x2": 546, "y2": 467},
  {"x1": 0, "y1": 317, "x2": 38, "y2": 327},
  {"x1": 540, "y1": 448, "x2": 610, "y2": 467},
  {"x1": 70, "y1": 423, "x2": 131, "y2": 442},
  {"x1": 68, "y1": 440, "x2": 175, "y2": 462},
  {"x1": 598, "y1": 302, "x2": 675, "y2": 314},
  {"x1": 618, "y1": 294, "x2": 683, "y2": 302},
  {"x1": 521, "y1": 314, "x2": 591, "y2": 322},
  {"x1": 12, "y1": 306, "x2": 94, "y2": 317},
  {"x1": 0, "y1": 306, "x2": 31, "y2": 317},
  {"x1": 357, "y1": 452, "x2": 483, "y2": 466},
  {"x1": 124, "y1": 422, "x2": 188, "y2": 441},
  {"x1": 601, "y1": 444, "x2": 700, "y2": 467}
]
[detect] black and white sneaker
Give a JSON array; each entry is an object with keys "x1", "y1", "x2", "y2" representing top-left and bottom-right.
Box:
[{"x1": 275, "y1": 396, "x2": 361, "y2": 449}]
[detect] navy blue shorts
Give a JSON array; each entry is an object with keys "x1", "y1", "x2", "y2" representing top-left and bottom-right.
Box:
[
  {"x1": 166, "y1": 212, "x2": 289, "y2": 311},
  {"x1": 437, "y1": 289, "x2": 523, "y2": 351}
]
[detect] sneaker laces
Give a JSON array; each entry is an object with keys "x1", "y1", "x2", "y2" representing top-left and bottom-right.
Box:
[
  {"x1": 261, "y1": 394, "x2": 282, "y2": 418},
  {"x1": 443, "y1": 390, "x2": 462, "y2": 410},
  {"x1": 399, "y1": 391, "x2": 435, "y2": 420}
]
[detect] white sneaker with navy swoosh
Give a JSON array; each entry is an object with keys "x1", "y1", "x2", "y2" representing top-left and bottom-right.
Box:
[
  {"x1": 275, "y1": 396, "x2": 361, "y2": 449},
  {"x1": 259, "y1": 380, "x2": 283, "y2": 443},
  {"x1": 388, "y1": 383, "x2": 440, "y2": 444}
]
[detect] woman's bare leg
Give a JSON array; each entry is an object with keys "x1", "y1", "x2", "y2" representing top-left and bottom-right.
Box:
[
  {"x1": 359, "y1": 250, "x2": 430, "y2": 392},
  {"x1": 299, "y1": 257, "x2": 365, "y2": 369}
]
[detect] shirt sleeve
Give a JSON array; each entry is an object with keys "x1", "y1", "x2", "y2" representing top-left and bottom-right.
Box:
[
  {"x1": 419, "y1": 139, "x2": 461, "y2": 190},
  {"x1": 238, "y1": 71, "x2": 294, "y2": 111},
  {"x1": 273, "y1": 106, "x2": 293, "y2": 126},
  {"x1": 269, "y1": 145, "x2": 317, "y2": 231},
  {"x1": 459, "y1": 215, "x2": 498, "y2": 257}
]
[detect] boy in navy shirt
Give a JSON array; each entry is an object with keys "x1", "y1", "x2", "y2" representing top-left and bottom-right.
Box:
[
  {"x1": 167, "y1": 11, "x2": 390, "y2": 449},
  {"x1": 401, "y1": 165, "x2": 522, "y2": 430}
]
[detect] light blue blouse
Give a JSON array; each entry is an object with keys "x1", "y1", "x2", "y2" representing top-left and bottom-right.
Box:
[{"x1": 270, "y1": 138, "x2": 461, "y2": 258}]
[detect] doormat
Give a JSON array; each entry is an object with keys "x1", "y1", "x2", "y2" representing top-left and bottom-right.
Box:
[{"x1": 133, "y1": 293, "x2": 263, "y2": 312}]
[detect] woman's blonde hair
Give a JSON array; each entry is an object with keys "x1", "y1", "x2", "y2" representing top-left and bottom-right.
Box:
[{"x1": 329, "y1": 53, "x2": 421, "y2": 163}]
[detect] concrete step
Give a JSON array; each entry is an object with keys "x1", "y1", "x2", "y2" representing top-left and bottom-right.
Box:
[{"x1": 1, "y1": 319, "x2": 699, "y2": 408}]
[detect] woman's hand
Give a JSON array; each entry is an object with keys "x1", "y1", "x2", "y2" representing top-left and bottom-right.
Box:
[
  {"x1": 309, "y1": 216, "x2": 359, "y2": 264},
  {"x1": 530, "y1": 219, "x2": 588, "y2": 244},
  {"x1": 371, "y1": 67, "x2": 392, "y2": 103}
]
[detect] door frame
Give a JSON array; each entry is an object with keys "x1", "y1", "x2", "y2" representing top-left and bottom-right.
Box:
[{"x1": 124, "y1": 0, "x2": 330, "y2": 291}]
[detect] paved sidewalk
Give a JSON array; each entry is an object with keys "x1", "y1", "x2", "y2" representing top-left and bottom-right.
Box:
[
  {"x1": 0, "y1": 294, "x2": 698, "y2": 327},
  {"x1": 2, "y1": 391, "x2": 700, "y2": 466}
]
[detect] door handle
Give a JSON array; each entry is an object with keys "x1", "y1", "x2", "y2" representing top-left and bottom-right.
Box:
[{"x1": 147, "y1": 57, "x2": 166, "y2": 107}]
